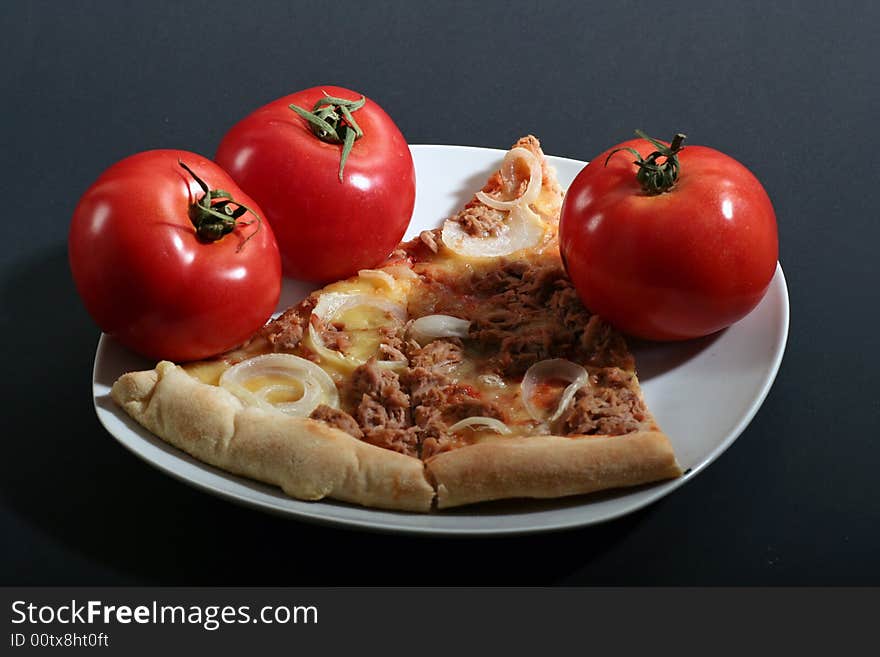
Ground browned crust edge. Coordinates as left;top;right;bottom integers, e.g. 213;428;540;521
111;363;682;513
110;362;435;512
425;432;682;509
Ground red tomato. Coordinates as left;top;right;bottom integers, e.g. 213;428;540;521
216;86;416;282
69;150;281;361
560;133;778;341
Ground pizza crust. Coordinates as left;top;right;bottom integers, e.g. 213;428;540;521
110;363;681;512
111;361;435;512
426;432;682;509
111;362;680;512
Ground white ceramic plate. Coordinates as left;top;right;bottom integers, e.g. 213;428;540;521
92;144;789;536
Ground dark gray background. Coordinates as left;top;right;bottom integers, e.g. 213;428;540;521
2;0;877;584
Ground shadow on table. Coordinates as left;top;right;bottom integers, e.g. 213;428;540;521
1;246;667;586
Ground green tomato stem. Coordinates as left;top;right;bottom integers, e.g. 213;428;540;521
605;130;687;195
178;160;261;252
289;93;366;182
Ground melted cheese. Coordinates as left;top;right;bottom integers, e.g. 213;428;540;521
183;359;230;385
242;374;304;402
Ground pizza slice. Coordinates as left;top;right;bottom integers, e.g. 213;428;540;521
111;136;681;512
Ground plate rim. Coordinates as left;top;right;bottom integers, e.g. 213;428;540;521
92;143;790;536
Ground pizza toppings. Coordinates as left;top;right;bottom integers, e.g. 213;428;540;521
418;229;440;253
440;146;547;258
408;339;464;372
357;268;397;290
407;356;508;458
253;305;309;352
440;204;545;258
461;258;636;375
275;229;648;453
407;314;471;346
521;359;589;424
468;260;580;376
377;340;408;363
580;315;635;371
311;315;352;352
477;373;507;388
219;353;339;417
446;416;512;435
349;359;420;456
455;205;507;237
309;404;364;439
555;368;649;436
306;292;408;372
475;146;543;210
